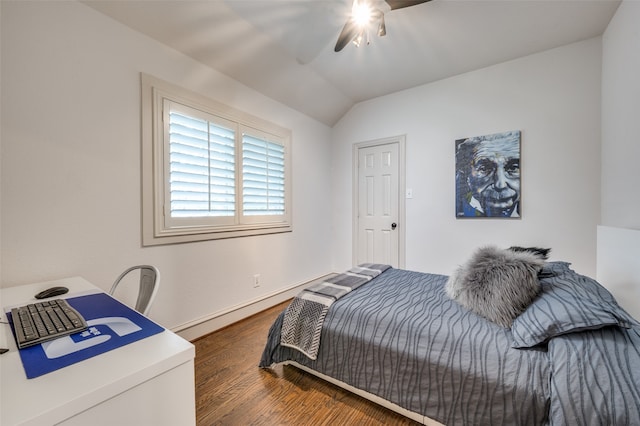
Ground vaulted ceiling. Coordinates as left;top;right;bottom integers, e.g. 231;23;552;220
84;0;621;126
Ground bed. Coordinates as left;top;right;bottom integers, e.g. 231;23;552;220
259;248;640;425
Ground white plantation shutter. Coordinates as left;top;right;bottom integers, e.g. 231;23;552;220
167;104;236;219
142;74;291;245
242;131;286;217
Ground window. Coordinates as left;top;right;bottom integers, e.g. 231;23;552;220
141;74;292;245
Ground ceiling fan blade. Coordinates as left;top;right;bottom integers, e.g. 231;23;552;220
384;0;430;10
334;19;359;52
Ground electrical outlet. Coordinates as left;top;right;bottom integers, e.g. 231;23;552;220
253;274;261;288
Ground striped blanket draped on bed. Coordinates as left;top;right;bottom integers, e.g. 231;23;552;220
280;264;391;360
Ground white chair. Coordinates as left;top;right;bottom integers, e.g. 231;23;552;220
109;265;160;316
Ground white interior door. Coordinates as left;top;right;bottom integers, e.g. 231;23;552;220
355;138;403;268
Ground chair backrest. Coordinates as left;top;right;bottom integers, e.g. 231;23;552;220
109;265;160;316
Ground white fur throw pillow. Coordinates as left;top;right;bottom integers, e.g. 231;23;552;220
445;246;545;328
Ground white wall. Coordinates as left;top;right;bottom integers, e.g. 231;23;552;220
332;38;602;277
601;0;640;229
597;0;640;317
1;1;626;336
0;1;334;333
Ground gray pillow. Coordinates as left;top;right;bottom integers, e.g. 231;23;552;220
446;245;544;328
511;262;640;348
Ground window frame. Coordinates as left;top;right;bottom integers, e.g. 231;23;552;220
141;73;292;246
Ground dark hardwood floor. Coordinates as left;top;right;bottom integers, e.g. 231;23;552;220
193;300;421;425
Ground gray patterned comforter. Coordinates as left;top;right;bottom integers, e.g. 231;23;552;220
259;263;640;425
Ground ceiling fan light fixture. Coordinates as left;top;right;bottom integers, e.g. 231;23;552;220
351;1;384;48
352;0;373;28
378;15;386;37
337;0;430;52
353;29;365;47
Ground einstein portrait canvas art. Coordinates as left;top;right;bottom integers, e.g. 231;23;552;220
455;130;521;218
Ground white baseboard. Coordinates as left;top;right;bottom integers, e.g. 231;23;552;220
172;273;334;341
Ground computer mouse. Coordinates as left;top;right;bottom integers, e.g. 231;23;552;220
35;286;69;299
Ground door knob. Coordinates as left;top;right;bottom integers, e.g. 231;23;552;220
391;223;397;230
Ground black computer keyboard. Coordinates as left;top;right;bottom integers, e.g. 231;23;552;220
10;299;88;349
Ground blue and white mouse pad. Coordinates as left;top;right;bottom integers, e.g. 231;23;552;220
9;293;164;379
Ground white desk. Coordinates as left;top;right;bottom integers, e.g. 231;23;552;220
0;277;196;426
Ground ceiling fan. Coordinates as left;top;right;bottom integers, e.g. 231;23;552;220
335;0;431;52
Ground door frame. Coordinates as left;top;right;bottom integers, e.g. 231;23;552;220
352;135;407;269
